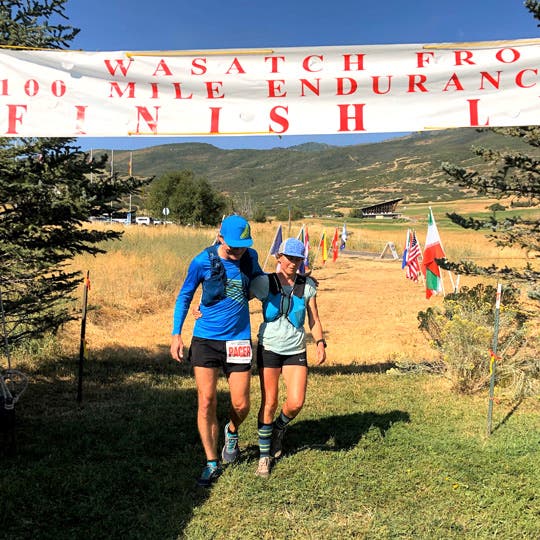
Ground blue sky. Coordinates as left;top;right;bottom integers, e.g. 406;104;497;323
63;0;538;151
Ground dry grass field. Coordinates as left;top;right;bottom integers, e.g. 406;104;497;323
61;199;537;367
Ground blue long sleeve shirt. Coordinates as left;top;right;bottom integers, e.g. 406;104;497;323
172;247;262;341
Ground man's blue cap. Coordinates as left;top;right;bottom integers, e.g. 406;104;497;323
278;237;305;258
220;215;253;247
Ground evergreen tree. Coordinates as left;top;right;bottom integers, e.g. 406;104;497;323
148;170;226;226
440;2;540;301
0;1;150;345
0;0;78;48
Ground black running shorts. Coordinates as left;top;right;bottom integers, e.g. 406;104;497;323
189;337;252;374
256;343;307;369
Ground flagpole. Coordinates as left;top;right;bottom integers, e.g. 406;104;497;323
402;228;410;269
89;149;93;182
313;231;324;267
77;271;90;404
416;230;425;284
287;204;291;236
262;250;272;271
487;282;502;436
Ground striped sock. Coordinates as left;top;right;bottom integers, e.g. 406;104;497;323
258;422;273;458
274;411;293;431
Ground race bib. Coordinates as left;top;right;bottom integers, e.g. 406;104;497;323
226;340;252;364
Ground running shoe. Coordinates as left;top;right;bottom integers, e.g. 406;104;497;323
221;422;240;464
197;463;222;488
270;425;286;459
255;456;272;478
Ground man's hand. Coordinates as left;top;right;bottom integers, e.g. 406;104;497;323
170;334;185;363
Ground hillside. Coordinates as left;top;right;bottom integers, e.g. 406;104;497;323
96;128;535;214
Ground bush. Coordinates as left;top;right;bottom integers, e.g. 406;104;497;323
418;284;536;395
487;203;506;212
252;206;267;223
275;205;303;221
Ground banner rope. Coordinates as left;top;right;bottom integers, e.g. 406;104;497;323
424;37;540;49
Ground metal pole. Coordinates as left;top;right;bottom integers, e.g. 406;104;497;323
486;282;502;436
77;271;90;404
287;204;291;236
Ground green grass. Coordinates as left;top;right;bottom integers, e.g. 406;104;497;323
1;354;539;539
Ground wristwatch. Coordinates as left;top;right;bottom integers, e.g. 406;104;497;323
316;339;327;348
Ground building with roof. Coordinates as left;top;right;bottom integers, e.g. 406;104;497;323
360;198;403;218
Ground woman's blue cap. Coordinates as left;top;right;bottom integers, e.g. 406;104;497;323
278;237;305;258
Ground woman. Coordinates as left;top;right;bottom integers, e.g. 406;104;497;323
250;237;326;478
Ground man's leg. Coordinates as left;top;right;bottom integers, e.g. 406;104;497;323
221;369;251;464
226;369;251;431
194;366;220;460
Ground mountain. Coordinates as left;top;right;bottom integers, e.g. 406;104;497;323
96;128;535;213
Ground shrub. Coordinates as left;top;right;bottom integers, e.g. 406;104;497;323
418;284;536;395
487;202;506;212
252;206;267;223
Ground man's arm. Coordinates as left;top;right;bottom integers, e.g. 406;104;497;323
170;256;204;362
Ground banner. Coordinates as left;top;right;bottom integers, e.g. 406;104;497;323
1;38;540;137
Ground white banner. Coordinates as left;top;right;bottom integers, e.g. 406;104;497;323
1;38;540;137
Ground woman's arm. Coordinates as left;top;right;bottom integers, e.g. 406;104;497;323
307;296;326;365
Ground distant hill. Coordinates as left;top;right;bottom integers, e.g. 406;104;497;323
95;128;535;214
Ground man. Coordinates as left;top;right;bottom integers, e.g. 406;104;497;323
170;215;263;487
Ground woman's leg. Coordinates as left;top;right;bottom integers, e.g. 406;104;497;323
257;366;281;463
258;366;282;424
270;365;308;459
281;364;308;419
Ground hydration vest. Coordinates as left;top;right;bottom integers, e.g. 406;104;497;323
262;273;307;329
200;245;253;306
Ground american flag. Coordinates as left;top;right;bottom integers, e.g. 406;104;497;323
406;230;421;282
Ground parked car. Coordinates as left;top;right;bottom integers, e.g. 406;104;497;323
135;216;153;225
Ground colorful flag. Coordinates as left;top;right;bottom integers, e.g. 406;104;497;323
261;224;283;271
319;231;328;265
270;224;283;255
406;229;421;282
331;227;339;262
340;223;348;250
402;229;410;269
422;209;445;298
299;225;310;273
